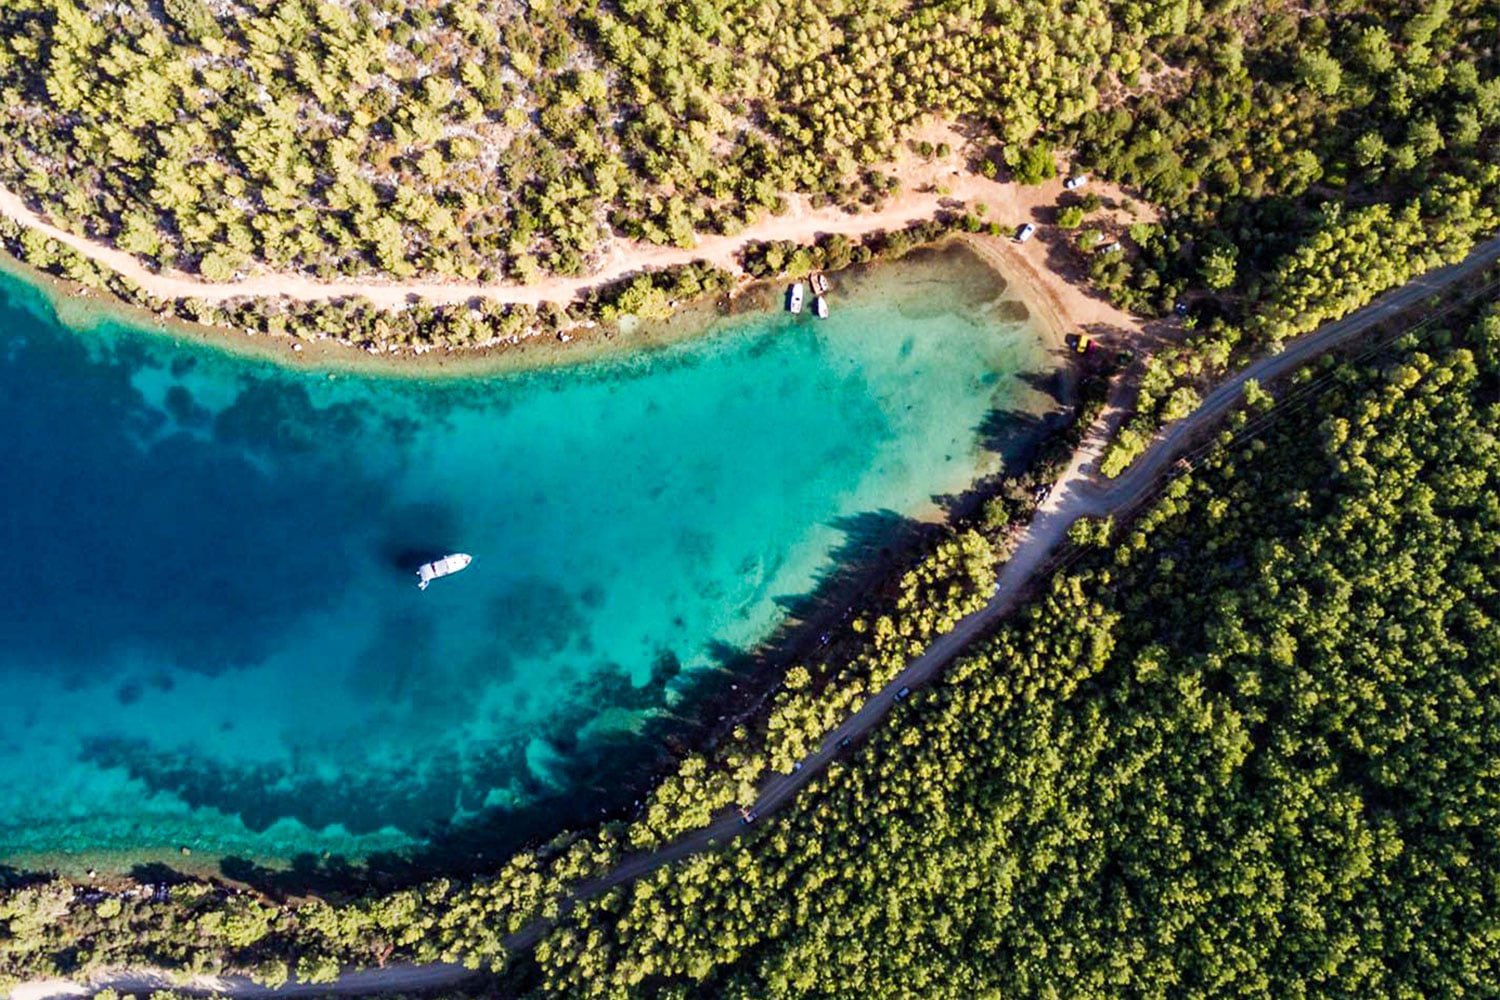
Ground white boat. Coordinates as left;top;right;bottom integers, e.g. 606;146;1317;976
416;553;472;590
813;295;829;319
787;282;805;314
811;273;830;295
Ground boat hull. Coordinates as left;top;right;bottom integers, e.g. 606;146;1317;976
417;552;473;589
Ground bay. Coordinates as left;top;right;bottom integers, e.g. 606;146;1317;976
0;243;1059;875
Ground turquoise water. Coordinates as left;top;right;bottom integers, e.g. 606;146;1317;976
0;245;1057;874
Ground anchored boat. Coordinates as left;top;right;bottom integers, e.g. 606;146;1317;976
786;281;805;314
813;294;829;319
416;552;472;590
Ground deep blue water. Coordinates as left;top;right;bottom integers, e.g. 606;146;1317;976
0;245;1057;873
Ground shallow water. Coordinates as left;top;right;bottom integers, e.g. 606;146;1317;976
0;245;1057;874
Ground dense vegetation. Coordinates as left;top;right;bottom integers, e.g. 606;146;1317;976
0;843;586;986
0;204;994;354
0;0;1144;282
0;0;1493;367
1074;0;1499;472
518;299;1500;997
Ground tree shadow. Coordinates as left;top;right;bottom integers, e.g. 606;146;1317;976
128;862;192;887
775;510;935;621
629;509;941;772
5;487;1019;901
0;863;51;889
5;399;1085;904
308;401;1088;900
1015;366;1070;403
977;407;1052;458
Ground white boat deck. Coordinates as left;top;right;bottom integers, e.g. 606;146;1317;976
417;552;472;589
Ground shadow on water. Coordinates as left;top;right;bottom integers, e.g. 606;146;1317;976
692;509;938;705
927;360;1076;523
775;510;934;623
390;548;453;575
65;377;1078;902
0;863;51;890
128;862;192;887
977;407;1051;458
1;276;1074;900
26;479;1055;902
1013;366;1069;404
971;369;1070;461
200;670;708;898
926;401;1073;525
379;502;465;575
55;504;952;901
26;440;1069;901
0;310;388;677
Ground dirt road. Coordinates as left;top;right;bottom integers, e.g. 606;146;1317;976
0;142;1130;320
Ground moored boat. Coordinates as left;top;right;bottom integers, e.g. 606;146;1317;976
810;273;830;295
416;552;472;590
813;294;829;319
787;282;805;314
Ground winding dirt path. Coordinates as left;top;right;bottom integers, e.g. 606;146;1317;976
11;236;1498;1000
0;147;1132;325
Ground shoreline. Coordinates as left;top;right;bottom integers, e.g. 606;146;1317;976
0;247;751;379
2;230;1095;381
0;120;1149;376
0;241;1070;885
9;238;1499;1000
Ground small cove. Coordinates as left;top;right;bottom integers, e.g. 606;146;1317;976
0;243;1063;876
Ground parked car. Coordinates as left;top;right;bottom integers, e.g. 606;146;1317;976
1064;174;1089;190
838;735;853;748
1015;223;1037;243
895;686;912;701
740;806;759;824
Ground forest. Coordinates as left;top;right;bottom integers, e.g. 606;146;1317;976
0;0;1493;364
0;0;1138;283
1073;0;1499;472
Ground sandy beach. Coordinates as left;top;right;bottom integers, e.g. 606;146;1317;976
0;121;1146;368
